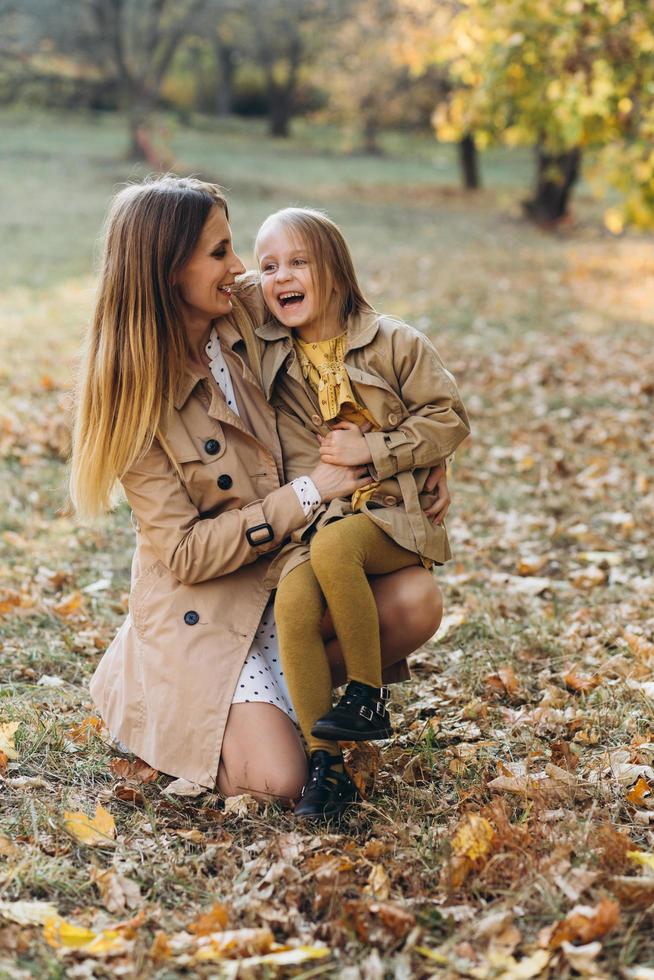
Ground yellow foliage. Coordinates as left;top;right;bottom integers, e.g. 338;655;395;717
63;804;116;846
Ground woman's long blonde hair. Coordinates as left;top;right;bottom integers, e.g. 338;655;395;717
70;175;231;518
255;207;374;332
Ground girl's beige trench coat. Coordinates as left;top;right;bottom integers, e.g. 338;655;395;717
90;297;435;788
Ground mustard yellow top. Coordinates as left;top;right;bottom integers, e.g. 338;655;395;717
294;333;378;509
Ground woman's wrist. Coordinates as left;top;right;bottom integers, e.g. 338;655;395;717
290;475;322;518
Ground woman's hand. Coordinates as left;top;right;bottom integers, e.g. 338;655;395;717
309;461;372;503
422;464;451;524
317;420;373;466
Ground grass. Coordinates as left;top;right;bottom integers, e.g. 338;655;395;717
1;108;654;977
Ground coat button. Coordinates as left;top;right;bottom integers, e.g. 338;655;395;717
217;474;233;490
184;610;199;626
311;413;322;427
383;495;397;506
204;438;220;455
387;413;399;426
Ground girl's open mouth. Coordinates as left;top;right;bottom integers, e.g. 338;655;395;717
278;291;304;308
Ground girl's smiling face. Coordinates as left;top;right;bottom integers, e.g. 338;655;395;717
256;219;339;338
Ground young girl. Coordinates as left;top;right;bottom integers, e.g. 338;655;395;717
253;207;470;819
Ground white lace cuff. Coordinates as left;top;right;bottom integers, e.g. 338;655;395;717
290;476;322;518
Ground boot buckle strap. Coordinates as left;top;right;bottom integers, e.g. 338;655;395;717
359;705;374;722
379;686;391;701
376;701;387;716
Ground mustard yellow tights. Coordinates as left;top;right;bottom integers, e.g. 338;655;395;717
274;515;419;755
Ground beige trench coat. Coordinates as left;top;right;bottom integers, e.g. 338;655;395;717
90;305;418;788
252;308;471;586
90;316;313;788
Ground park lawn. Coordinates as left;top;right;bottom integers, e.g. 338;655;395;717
0;109;653;977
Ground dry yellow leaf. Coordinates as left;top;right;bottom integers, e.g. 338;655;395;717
451;813;496;861
44;916;130;956
628;850;654;871
0;721;20;760
364;864;391;900
63;804;116;846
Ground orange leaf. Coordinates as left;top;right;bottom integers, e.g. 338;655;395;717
549;899;620;949
625;631;654;660
0;750;8;776
627;775;653;806
52;591;84;617
188;902;230;935
67;716;103;743
110;758;159;784
150;931;171;962
564;668;601;693
485;666;519;697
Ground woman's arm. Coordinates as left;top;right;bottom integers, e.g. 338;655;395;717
122;442;370;586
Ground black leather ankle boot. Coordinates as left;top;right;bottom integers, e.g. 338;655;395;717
294;751;358;819
311;681;393;741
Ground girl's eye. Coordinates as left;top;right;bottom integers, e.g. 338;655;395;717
293;258;307;266
212;249;227;259
262;264;275;273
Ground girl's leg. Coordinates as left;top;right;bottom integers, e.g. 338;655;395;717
322;565;443;686
310;515;419;688
274;561;340;758
216;702;307;803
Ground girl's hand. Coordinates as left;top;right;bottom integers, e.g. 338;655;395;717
309;461;372;503
423;464;451;524
317;420;373;466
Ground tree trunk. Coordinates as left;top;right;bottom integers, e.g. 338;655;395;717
214;39;235;117
363;115;382;155
523;147;581;225
459;133;480;190
269;88;292;138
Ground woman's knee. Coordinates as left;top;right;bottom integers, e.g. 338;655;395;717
217;703;307;803
376;566;443;643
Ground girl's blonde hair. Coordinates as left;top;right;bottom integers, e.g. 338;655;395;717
70;175;243;519
255;207;374;331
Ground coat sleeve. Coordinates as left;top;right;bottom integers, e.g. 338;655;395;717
122;441;307;586
363;324;470;481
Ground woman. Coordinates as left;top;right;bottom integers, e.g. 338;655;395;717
70;176;449;808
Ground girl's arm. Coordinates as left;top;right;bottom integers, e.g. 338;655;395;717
362;325;470;481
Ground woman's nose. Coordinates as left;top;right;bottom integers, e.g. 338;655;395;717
231;252;246;275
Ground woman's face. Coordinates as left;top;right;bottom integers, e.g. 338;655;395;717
175;206;245;326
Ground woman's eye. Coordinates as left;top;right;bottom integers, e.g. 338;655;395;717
212;249;227;259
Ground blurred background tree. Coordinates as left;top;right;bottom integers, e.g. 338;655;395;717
428;0;654;227
1;0;653;229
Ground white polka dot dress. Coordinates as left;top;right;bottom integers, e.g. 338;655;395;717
231;603;297;724
207;327;320;726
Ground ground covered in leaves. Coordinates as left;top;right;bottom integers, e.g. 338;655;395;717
1;110;653;978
